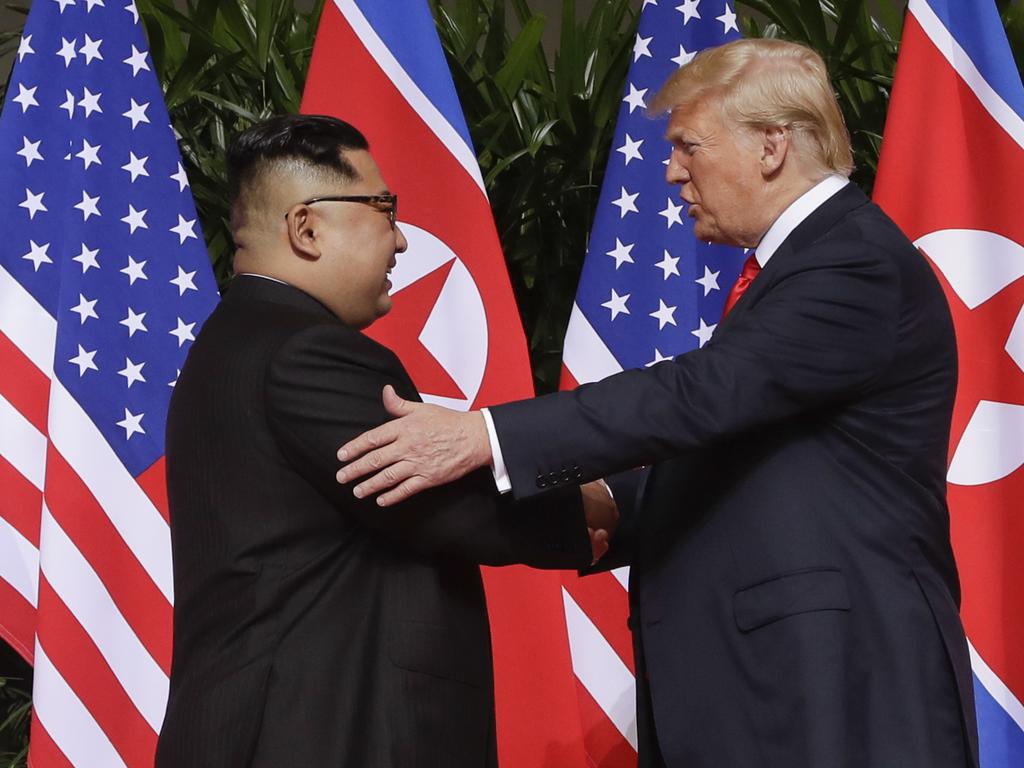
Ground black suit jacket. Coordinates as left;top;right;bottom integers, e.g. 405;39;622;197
491;185;979;768
156;276;590;768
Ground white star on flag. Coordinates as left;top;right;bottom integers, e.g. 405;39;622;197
123;44;149;76
13;84;39;112
123;99;150;129
17;137;43;166
74;190;101;220
633;35;654;62
612;187;640;218
691;317;717;346
73;243;100;272
70;294;99;324
56;37;77;67
623;83;648;114
121;204;147;232
170;266;198;295
671;45;696;67
602;289;631;320
170;214;198;244
122;151;149;181
607;239;635;269
19;188;47;218
59;89;75;117
85;0;106;11
69;345;99;376
75;139;101;168
695;265;720;295
80;34;103;64
18;34;34;62
54;0;77;13
650;299;678;329
717;3;738;33
677;0;701;24
655;250;681;279
659;197;685;227
118;358;146;388
79;87;102;117
171;162;190;191
617;134;644;165
116;408;145;439
169;317;196;347
22;240;52;271
121;255;147;284
120;308;148;337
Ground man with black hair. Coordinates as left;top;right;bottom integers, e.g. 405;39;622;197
155;114;605;767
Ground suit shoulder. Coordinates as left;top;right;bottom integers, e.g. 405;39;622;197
270;320;409;383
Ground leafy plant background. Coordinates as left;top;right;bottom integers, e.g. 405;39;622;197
1;0;1023;763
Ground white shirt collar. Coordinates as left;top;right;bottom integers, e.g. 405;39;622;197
754;174;849;267
238;272;289;286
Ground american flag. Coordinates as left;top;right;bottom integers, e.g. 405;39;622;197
875;0;1024;764
558;1;745;763
0;0;218;765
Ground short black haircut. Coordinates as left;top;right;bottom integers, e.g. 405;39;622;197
227;114;370;208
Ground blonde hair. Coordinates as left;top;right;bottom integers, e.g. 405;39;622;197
651;38;853;177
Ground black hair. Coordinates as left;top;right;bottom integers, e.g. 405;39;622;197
227;114;370;207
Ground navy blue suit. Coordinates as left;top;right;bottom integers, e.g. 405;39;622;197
491;185;978;767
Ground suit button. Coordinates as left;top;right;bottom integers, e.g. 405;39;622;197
537;480;547;488
575;471;583;480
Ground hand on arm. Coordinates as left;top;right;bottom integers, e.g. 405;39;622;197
336;385;493;506
581;480;618;565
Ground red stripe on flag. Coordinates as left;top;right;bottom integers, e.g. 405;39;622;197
0;455;42;547
575;679;638;768
560;364;580;391
28;718;75;768
135;456;170;524
0;330;49;435
0;576;36;663
562;572;635;674
44;446;172;673
35;576;158;767
482;566;589;768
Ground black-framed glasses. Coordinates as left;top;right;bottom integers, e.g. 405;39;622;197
286;193;398;228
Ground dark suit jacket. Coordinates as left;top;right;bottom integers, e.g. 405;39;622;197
156;276;590;768
491;185;979;768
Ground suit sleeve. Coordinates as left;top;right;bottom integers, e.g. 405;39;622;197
492;237;901;499
264;324;591;568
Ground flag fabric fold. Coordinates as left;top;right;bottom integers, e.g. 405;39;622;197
300;2;589;765
0;1;219;765
874;1;1024;765
557;1;744;764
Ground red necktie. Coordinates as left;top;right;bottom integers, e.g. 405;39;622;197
721;252;761;319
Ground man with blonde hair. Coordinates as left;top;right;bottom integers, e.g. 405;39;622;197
336;39;978;767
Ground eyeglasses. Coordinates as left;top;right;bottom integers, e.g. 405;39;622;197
286;193;398;228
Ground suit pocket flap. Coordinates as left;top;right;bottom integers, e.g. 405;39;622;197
734;568;849;632
389;620;487;688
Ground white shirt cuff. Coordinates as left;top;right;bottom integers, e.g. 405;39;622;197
481;408;512;494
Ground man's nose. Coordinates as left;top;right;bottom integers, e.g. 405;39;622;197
394;224;408;253
665;157;688;185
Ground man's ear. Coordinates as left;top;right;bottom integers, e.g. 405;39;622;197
286;204;322;261
760;125;789;178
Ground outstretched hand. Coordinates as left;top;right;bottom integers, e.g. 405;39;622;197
336;385;493;506
581;480;618;565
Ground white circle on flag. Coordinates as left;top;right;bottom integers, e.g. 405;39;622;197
390;222;488;410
